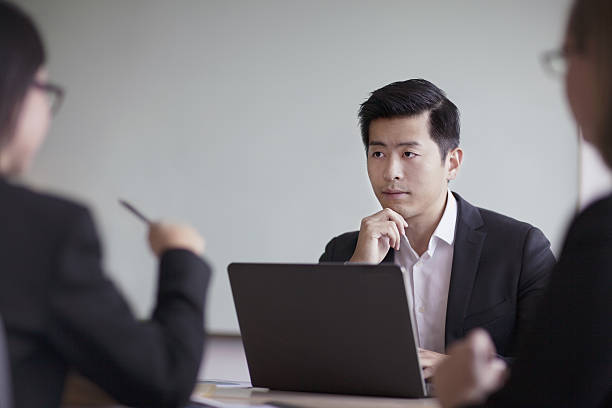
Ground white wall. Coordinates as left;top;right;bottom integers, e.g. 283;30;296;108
18;0;576;333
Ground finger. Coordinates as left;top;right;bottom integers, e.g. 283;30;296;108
377;208;406;236
375;222;397;249
382;208;408;236
419;356;437;366
381;207;408;225
490;359;508;382
386;221;401;250
468;329;497;358
422;366;434;379
148;222;162;241
419;359;433;368
418;351;433;365
379;235;391;251
419;356;438;367
482;359;508;391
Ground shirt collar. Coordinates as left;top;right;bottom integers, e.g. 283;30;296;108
432;190;457;246
398;190;457;262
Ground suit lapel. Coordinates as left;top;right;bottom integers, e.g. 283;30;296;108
445;193;487;348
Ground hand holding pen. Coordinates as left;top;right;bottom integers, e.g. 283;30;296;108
119;199;206;257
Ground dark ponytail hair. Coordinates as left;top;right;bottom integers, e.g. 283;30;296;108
0;0;46;147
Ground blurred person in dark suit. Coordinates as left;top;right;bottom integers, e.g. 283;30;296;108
434;0;612;407
0;1;211;407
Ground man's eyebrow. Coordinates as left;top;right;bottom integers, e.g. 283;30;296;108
368;141;421;147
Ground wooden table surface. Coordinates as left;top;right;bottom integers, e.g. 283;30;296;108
192;382;440;408
62;374;440;408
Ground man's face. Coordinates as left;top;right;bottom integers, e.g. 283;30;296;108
1;68;51;176
366;112;459;223
564;35;599;145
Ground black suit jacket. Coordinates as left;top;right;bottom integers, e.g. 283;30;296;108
473;194;612;408
0;178;211;408
319;192;556;357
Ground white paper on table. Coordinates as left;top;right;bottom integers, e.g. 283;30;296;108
191;395;276;408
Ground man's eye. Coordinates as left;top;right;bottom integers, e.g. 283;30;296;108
372;151;384;158
404;152;416;158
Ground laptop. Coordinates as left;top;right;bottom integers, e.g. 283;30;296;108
228;263;428;398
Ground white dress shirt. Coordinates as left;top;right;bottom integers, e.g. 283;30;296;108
394;190;457;353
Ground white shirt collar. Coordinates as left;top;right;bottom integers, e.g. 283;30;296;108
399;190;457;260
432;190;457;247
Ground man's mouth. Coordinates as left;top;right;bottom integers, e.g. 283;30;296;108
382;189;410;197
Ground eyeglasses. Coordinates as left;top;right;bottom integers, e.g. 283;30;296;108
31;80;65;115
541;45;575;77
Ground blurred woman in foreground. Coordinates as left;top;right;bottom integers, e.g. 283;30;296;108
434;0;612;406
0;1;211;407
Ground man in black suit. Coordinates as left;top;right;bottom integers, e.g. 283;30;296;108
320;79;555;378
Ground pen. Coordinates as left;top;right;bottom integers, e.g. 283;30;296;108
119;199;151;224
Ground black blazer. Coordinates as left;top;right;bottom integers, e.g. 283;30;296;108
0;178;211;408
475;193;612;408
319;192;556;357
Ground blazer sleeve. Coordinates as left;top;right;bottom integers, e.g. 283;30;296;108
45;207;211;408
319;237;337;262
475;214;612;407
513;227;556;351
319;232;361;263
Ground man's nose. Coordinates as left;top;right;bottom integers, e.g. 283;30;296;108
384;156;403;181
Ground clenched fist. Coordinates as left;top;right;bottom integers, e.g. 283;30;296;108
148;221;205;257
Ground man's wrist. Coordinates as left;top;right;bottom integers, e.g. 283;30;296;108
348;255;368;263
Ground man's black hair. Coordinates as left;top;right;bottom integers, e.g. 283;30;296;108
358;79;460;161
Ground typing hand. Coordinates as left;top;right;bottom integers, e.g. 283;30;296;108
349;208;408;264
418;348;447;380
433;329;508;408
148;221;206;257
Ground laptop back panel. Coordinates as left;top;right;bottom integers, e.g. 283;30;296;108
228;263;426;398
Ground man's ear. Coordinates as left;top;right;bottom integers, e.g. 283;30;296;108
446;148;463;181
